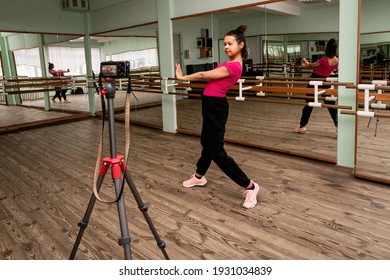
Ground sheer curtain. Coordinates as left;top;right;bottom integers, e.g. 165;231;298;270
13;46;101;77
14;48;42;77
48;46;101;75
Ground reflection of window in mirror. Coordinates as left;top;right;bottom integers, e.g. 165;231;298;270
47;45;101;76
286;42;301;64
108;48;158;70
0;53;3;77
264;41;285;64
96;34;159;73
14;48;41;77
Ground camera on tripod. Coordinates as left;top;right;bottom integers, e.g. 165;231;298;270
100;60;130;78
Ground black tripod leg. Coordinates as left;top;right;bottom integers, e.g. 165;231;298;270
113;177;132;260
69;174;105;260
123;170;170;260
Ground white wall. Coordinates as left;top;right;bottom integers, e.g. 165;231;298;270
173;17;214;66
0;0;84;34
100;37;157;58
89;0;158;34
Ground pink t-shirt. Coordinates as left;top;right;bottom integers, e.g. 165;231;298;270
49;69;65;77
314;57;338;77
203;61;242;97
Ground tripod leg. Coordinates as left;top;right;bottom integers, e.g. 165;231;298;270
367;109;373;128
69;174;105;260
123;169;170;260
112;177;132;260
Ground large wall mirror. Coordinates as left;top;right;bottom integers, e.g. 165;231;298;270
168;1;341;163
0;32;95;132
0;23;162;131
356;0;390;184
92;23;163;127
2;1;363;169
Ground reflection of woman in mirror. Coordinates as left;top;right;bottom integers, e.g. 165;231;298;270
295;38;339;133
175;25;260;209
48;62;70;103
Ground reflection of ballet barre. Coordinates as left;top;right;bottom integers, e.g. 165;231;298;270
325;77;339;101
251;85;338;95
0;80;6;95
251;84;346;109
255;76;265;96
341;83;390;118
370;80;388;109
131;80;162;88
156;79;352;110
246;77;351;86
341;109;390;118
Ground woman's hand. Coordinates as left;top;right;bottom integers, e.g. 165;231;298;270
301;58;309;66
175;63;183;80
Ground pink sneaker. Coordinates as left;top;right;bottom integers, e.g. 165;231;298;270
242;183;260;209
183;174;207;188
294;125;307;133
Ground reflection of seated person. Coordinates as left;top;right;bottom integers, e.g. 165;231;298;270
362;52;388;67
92;71;100;94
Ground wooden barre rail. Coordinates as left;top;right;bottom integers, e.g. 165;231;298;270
357;93;390;101
173;90;351;109
176;83;340;95
251;86;338;95
245;80;353;87
4;77;72;83
5;80;87;90
341;109;390;118
6;86;82;95
346;84;390;91
131;84;352;110
242;76;336;82
131;81;161;87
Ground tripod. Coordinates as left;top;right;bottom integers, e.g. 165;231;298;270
69;80;169;260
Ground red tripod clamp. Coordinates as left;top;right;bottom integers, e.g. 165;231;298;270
99;155;127;180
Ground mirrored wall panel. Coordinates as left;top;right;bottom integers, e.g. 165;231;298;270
170;1;341;163
356;0;390;184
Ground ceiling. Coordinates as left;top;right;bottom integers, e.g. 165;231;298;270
87;0;338;14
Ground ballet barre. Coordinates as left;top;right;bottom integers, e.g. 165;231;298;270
161;77;181;94
236;79;252;101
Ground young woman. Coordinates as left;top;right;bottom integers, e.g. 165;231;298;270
48;62;70;103
295;38;339;133
175;25;260;209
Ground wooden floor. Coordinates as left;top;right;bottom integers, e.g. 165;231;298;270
1;116;390;260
